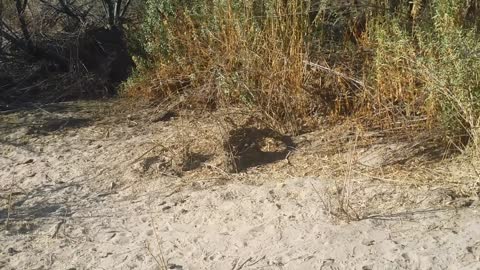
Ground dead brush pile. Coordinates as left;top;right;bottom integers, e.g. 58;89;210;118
0;0;135;107
125;0;480;154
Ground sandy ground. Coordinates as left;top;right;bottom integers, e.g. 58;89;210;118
1;100;480;270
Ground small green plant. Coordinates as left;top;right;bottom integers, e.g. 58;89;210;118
424;0;480;148
362;0;480;148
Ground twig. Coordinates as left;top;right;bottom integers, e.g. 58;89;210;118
303;61;365;88
145;241;165;270
234;257;252;270
246;255;266;268
310;181;333;219
128;143;167;166
51;220;65;238
32;104;64;118
150;209;168;270
5;191;12;230
203;163;232;179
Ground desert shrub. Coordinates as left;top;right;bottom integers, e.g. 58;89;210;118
423;0;480;148
126;0;320;134
127;0;480;147
368;0;480;147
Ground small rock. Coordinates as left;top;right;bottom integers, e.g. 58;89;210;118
167;263;183;269
22;159;34;165
7;247;19;256
362;240;375;246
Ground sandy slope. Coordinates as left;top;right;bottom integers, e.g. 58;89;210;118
1;100;479;270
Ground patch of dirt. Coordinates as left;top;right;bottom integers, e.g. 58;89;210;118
1;99;479;270
25;117;93;136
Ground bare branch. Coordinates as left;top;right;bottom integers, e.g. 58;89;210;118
114;0;122;23
102;0;115;26
58;0;84;23
120;0;132;18
15;0;34;52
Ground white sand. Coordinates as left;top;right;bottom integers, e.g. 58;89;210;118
1;101;479;270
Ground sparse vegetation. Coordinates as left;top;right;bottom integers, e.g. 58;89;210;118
124;0;480;151
3;2;480;268
1;0;479;169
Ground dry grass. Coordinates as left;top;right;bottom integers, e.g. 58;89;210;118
125;0;480;155
125;0;322;134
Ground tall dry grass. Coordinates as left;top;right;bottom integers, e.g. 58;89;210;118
126;0;317;133
125;0;480;149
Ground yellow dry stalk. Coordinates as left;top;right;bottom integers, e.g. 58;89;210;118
411;0;423;20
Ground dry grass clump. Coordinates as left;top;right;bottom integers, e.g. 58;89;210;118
125;0;480;152
125;0;322;134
